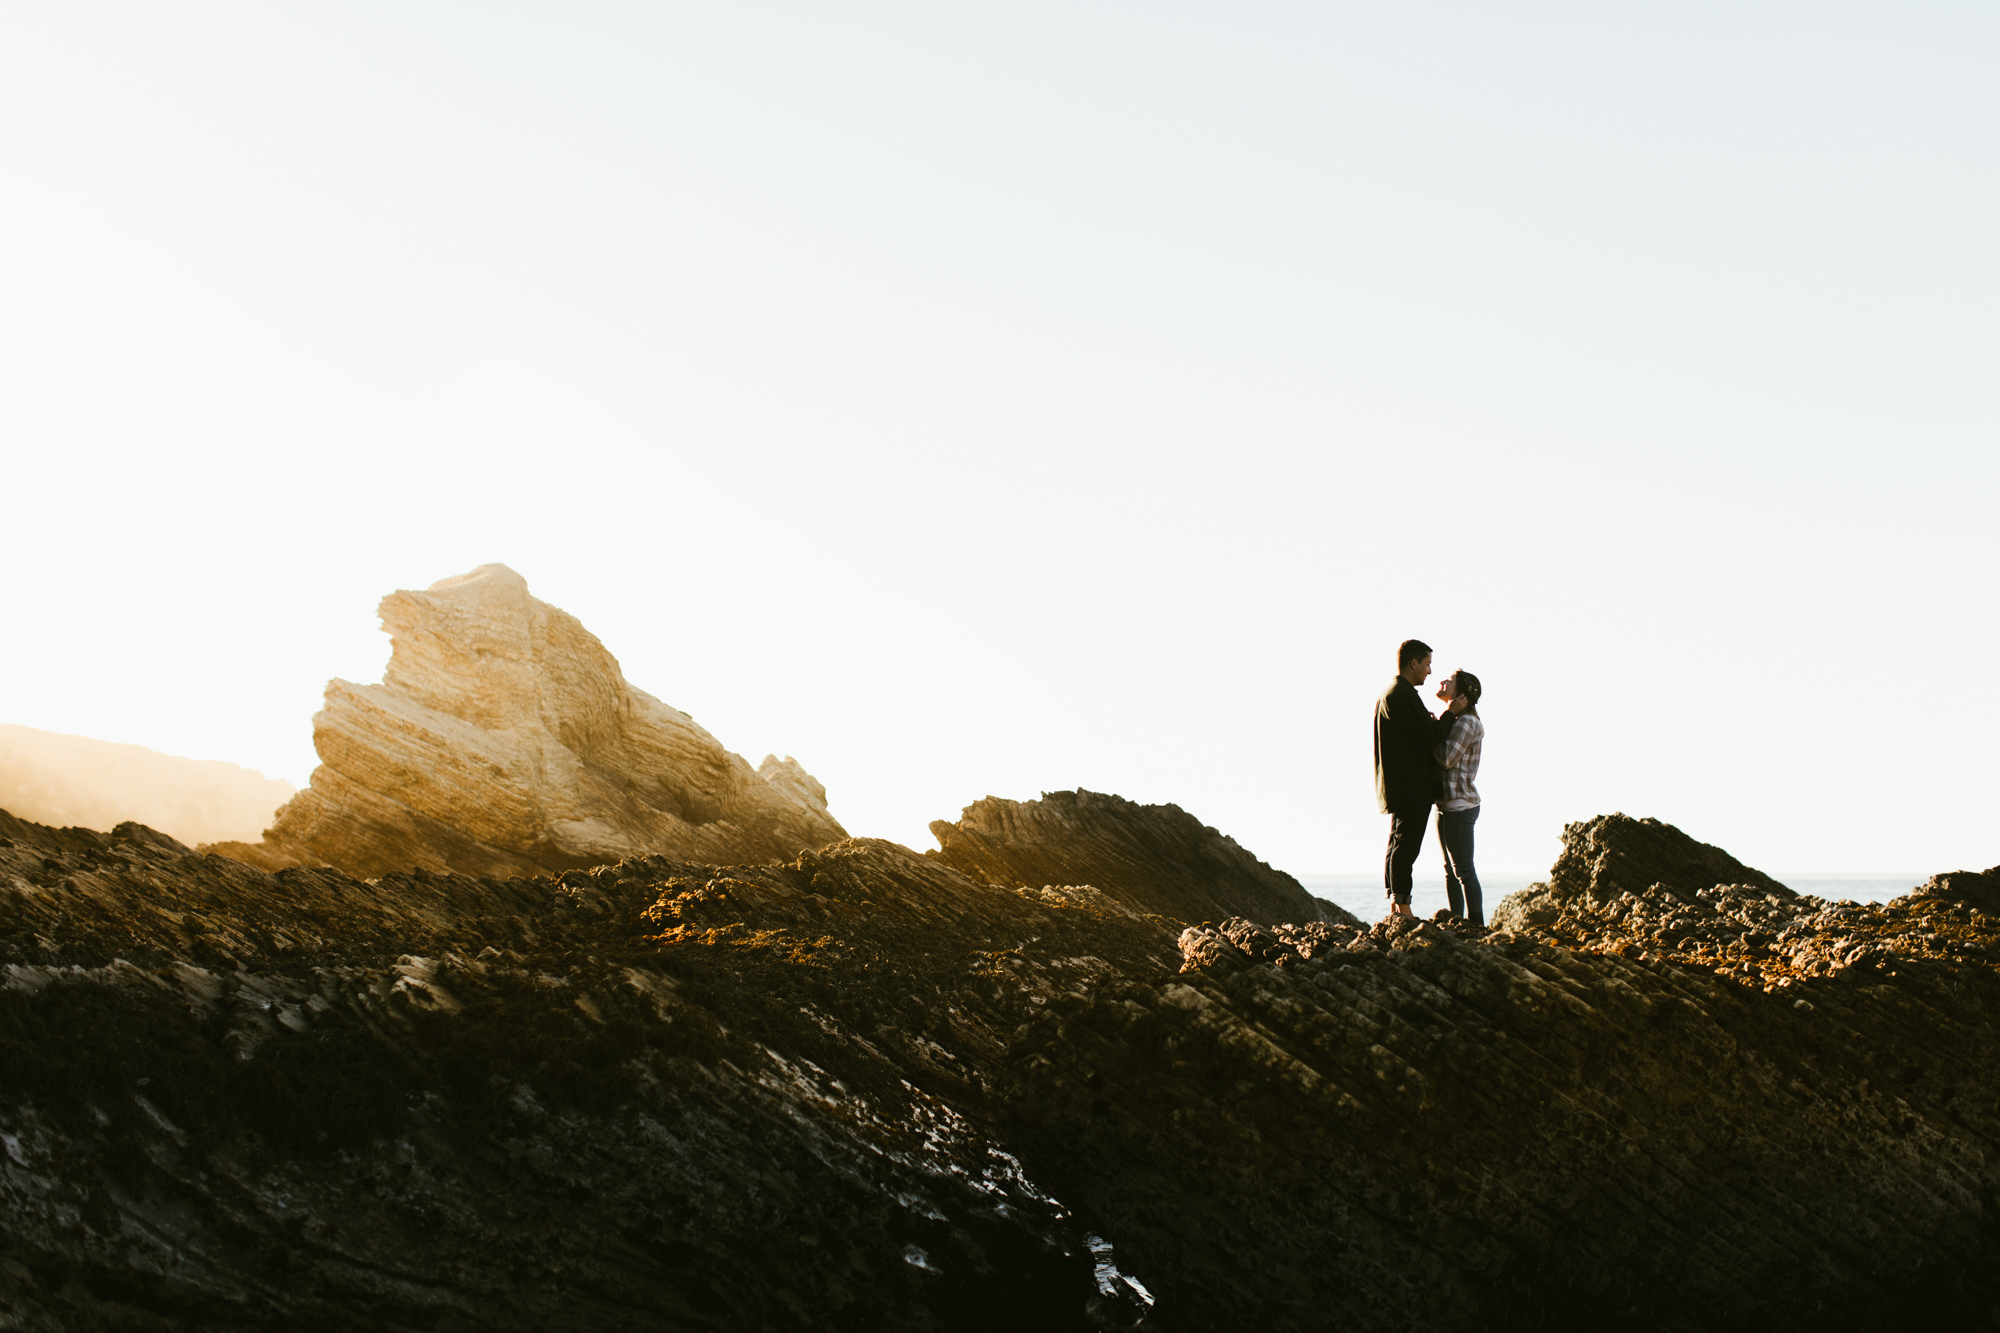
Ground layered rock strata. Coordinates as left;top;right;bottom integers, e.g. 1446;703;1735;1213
3;803;1998;1331
930;789;1353;928
211;565;845;878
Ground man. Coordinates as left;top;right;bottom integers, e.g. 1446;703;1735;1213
1374;638;1446;918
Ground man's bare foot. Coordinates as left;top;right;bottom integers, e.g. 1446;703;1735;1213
1387;900;1415;919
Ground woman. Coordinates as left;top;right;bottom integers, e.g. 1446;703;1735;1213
1433;669;1484;926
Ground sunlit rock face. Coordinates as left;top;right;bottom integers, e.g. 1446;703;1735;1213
211;564;845;878
929;788;1356;928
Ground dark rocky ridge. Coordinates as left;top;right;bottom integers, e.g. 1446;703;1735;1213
1492;812;1794;931
3;803;1998;1330
929;789;1355;928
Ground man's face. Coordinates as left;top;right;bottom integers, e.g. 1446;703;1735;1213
1403;653;1432;686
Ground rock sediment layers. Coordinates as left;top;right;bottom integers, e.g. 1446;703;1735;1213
3;802;1998;1330
211;565;844;879
929;789;1354;928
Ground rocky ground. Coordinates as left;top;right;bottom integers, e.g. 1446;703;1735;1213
3;806;1997;1330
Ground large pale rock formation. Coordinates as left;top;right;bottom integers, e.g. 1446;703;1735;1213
213;564;844;878
0;724;293;846
929;788;1356;927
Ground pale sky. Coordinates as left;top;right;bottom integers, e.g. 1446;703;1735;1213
3;3;1995;878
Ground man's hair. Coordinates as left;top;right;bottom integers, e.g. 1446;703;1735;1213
1397;639;1432;670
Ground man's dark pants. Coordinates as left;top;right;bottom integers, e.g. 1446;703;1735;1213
1384;803;1431;906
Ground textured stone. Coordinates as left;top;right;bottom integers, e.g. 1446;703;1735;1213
0;806;1169;1331
1020;818;2000;1331
1492;812;1792;934
209;564;845;878
928;789;1356;928
4;803;1998;1331
1907;865;2000;914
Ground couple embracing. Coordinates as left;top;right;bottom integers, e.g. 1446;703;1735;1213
1372;638;1485;925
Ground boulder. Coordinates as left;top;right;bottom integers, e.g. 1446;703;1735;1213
209;564;844;878
928;788;1355;928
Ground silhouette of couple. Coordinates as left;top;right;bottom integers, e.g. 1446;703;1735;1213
1373;639;1484;925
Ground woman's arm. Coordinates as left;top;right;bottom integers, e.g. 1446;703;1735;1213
1435;716;1473;768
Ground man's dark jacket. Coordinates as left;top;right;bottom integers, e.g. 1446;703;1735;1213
1375;677;1445;814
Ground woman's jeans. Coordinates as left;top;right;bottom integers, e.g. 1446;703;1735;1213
1437;805;1483;926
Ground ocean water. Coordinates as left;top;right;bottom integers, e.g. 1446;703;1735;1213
1298;871;1928;926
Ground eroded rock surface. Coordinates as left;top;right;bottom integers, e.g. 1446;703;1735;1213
929;789;1354;928
1492;812;1792;931
3;804;1998;1331
210;565;845;879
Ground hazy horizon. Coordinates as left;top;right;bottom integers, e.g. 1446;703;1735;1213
4;3;1995;877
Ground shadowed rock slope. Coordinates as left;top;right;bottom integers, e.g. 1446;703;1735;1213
210;564;844;879
929;789;1354;928
0;808;1170;1332
4;804;1999;1331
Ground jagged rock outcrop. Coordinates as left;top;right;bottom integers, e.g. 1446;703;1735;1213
1492;812;1792;930
929;789;1355;928
4;803;1998;1331
0;724;294;846
210;564;845;879
1910;865;2000;914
